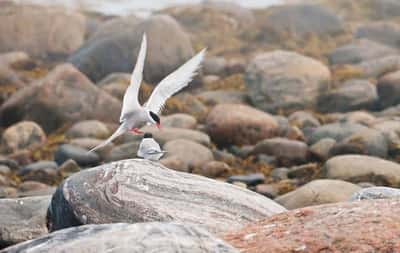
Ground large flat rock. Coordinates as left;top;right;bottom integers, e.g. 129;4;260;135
225;199;400;253
47;159;285;233
1;222;239;253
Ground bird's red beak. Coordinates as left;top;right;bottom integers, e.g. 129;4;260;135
156;123;161;130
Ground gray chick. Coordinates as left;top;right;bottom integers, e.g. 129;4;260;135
137;133;166;161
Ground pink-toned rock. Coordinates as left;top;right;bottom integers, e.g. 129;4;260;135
206;104;279;146
224;199;400;253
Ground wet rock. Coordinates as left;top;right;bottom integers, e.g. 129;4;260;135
66;120;110;139
105;141;140;162
329;39;397;65
54;144;100;167
2;222;239;253
323;155;400;186
308;122;368;144
288;111;320;129
0;4;86;59
330;128;388;158
275;179;361;209
227;173;265;187
377;70;400;109
47;159;285;233
246;50;331;113
351;186;400;201
206;104;278;146
68;15;194;83
225;199;400;253
0;64;121;132
2;121;46;154
195;161;231;178
0;195;50;248
18;161;58;184
356;22;400;49
197;90;247;106
162;139;213;172
317;79;378;113
309;138;336;161
260;4;345;37
250;138;309;166
162;113;197;129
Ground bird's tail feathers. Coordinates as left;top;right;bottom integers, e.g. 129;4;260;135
88;125;127;153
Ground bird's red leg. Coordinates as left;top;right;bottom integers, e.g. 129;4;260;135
131;128;144;135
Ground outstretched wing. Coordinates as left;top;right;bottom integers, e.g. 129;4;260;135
144;48;206;114
120;33;147;122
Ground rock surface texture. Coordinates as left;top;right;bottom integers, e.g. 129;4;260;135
225;199;400;253
1;222;239;253
47;159;286;233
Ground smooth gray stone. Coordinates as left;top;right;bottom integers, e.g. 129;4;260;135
1;222;239;253
0;196;51;249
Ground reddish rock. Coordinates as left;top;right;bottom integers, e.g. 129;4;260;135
206;104;279;146
224;199;400;253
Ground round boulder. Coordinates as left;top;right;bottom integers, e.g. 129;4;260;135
68;15;194;83
206;104;279;146
246;50;331;113
1;121;46;154
66;120;110;139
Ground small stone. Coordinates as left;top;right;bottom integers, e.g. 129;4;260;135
18;161;59;184
287;163;318;179
270;167;289;181
195;161;231;178
227;173;265;186
0;165;11;175
255;184;280;198
0;186;18;198
19;181;51;192
289;111;320;129
310;138;336;161
54;144;100;167
275;179;361;209
57;159;80;177
1;121;46;154
69;137;114;159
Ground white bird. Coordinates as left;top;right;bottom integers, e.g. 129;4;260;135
137;133;166;161
89;34;206;152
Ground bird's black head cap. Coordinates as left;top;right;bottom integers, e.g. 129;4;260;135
143;133;153;138
149;111;160;124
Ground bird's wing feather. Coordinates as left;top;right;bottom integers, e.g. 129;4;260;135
120;33;147;122
144;48;206;114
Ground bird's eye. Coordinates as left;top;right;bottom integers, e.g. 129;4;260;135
149;111;160;123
